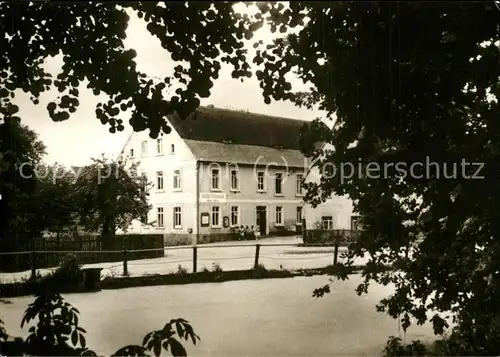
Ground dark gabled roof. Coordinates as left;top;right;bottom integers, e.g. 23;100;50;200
184;140;310;169
169;106;310;150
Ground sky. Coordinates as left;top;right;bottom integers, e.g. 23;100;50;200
14;3;325;167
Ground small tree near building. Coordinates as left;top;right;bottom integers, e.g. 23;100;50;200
74;156;151;249
0;117;46;252
32;163;80;241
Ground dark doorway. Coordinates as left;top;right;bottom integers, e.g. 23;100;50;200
256;206;267;236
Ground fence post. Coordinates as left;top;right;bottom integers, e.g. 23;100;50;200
333;243;339;265
31;249;37;282
254;244;261;269
123;249;129;276
333;233;340;265
192;246;197;273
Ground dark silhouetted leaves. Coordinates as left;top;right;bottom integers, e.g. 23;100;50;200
312;284;330;298
7;290;199;356
254;2;500;354
168;339;187;357
0;2;263;138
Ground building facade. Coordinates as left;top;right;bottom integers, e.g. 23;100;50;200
118;106;356;245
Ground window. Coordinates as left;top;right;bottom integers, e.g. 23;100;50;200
296;206;302;224
157;207;164;227
322;216;333;230
211;206;220;226
141;141;148;156
257;171;265;191
351;216;362;230
211;168;220;190
275;206;283;226
173;169;181;190
231;206;239;226
275;173;283;195
156;171;164;190
230;169;239;191
156;138;163;154
173;207;182;229
171;144;175;154
130;149;134;157
296;174;303;195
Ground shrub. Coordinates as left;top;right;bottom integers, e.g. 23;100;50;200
253;264;267;278
273;226;296;237
211;263;223;281
55;254;82;281
38;254;83;291
383;336;430;356
303;229;359;245
211;263;223;272
176;265;188;275
235;226;257;240
255;264;266;271
23;271;43;283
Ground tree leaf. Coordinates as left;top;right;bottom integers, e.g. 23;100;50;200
153;340;161;357
182;324;199;345
167;338;187;357
142;331;153;346
112;345;146;357
71;330;78;346
175;321;185;339
80;333;86;348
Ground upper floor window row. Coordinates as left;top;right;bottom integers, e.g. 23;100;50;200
129;139;174;158
207;168;305;195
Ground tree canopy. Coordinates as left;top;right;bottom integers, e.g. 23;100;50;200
31;164;80;238
74;157;151;248
253;1;500;353
0;117;46;250
0;124;151;255
3;1;500;354
0;2;263;138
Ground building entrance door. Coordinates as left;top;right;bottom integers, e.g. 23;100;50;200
256;206;267;236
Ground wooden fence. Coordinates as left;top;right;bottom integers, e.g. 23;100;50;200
0;234;164;272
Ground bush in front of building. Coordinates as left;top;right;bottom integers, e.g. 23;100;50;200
52;254;82;284
272;226;297;237
303;230;333;244
35;254;84;293
303;229;358;245
235;226;257;240
175;265;189;275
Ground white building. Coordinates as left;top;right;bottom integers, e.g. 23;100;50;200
302;165;359;231
118;106;357;245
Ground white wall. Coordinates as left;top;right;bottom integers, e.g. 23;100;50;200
303;165;355;230
303;195;354;230
117;119;198;235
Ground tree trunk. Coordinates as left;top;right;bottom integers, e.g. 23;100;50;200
101;218;116;250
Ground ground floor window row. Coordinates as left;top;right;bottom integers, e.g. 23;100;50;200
142;206;183;229
209;205;302;229
146;205;304;230
320;215;362;230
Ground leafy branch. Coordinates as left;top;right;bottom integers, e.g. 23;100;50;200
1;291;199;356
